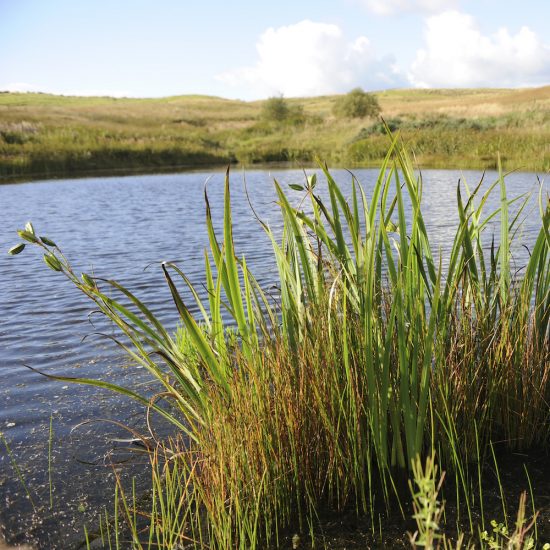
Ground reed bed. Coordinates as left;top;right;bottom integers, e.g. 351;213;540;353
10;139;550;548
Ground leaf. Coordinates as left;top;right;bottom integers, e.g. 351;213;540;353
40;236;57;247
161;263;229;395
288;184;304;191
81;273;96;288
18;230;39;243
223;169;249;345
386;220;398;233
44;253;62;271
25;222;35;235
8;243;25;255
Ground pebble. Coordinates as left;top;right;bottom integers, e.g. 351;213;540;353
0;540;34;550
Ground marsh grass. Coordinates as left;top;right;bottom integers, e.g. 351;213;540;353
10;138;550;548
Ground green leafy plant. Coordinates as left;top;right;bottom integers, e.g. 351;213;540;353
479;493;542;550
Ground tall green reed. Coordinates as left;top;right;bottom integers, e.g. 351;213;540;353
10;140;549;547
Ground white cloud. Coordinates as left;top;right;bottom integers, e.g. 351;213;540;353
409;11;550;88
217;20;405;98
360;0;459;16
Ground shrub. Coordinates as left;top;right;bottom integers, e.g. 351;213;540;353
333;87;381;119
261;96;290;121
261;95;305;125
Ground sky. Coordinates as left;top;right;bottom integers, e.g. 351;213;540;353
1;0;549;100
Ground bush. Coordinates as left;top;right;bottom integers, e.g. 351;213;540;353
261;96;290;121
333;87;381;119
261;96;305;125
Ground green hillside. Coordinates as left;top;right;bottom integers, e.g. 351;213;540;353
1;86;549;180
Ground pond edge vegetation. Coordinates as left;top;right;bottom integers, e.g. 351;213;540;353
8;135;550;548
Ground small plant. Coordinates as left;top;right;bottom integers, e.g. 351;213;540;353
479;492;544;550
409;454;449;548
409;455;545;550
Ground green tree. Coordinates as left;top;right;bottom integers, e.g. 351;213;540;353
333;88;381;119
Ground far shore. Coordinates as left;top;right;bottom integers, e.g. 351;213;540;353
1;86;549;179
0;156;546;186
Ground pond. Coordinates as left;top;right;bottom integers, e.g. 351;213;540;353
0;167;546;548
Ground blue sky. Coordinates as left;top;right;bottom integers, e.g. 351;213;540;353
1;0;549;99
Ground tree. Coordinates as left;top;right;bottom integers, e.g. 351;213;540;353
333;88;381;119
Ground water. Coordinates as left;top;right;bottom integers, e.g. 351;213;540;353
0;167;546;548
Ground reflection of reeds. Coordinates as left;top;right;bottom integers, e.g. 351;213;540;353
0;431;36;511
11;139;549;547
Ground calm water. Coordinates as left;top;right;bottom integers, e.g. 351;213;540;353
0;168;546;548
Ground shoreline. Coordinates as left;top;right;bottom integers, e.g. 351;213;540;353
2;87;548;184
0;157;547;185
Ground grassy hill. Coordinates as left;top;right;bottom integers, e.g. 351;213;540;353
0;86;548;180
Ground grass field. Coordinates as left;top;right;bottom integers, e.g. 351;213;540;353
0;86;549;179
